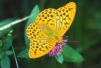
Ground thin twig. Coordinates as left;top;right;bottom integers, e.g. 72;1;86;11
11;44;19;68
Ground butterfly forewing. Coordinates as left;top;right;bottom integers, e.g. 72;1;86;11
56;2;76;36
35;2;76;37
36;8;58;33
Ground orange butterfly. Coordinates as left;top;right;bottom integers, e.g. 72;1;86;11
26;2;76;58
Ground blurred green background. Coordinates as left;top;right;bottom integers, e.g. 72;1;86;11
0;0;101;68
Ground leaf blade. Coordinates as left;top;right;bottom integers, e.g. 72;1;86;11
62;44;84;62
18;48;29;58
1;55;10;68
55;54;64;64
3;31;13;50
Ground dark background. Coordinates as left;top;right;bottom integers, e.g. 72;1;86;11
0;0;101;68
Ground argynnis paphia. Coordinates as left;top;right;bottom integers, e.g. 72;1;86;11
26;2;76;58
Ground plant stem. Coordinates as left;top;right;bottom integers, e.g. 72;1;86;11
0;15;32;31
11;44;19;68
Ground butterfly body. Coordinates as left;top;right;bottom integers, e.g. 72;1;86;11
37;23;62;43
26;2;76;58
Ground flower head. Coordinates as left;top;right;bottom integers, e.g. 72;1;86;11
48;38;67;56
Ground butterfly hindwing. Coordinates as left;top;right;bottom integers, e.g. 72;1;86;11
26;23;56;58
29;39;56;58
26;22;49;40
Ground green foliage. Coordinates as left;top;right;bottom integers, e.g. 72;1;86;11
1;55;10;68
0;40;3;47
18;48;29;58
55;44;83;64
3;30;13;50
5;50;13;55
55;53;64;64
0;30;13;68
62;45;83;62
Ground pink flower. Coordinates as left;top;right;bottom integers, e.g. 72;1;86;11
48;38;67;56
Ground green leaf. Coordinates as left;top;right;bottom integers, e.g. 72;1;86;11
0;48;3;59
24;5;40;46
0;54;3;59
0;18;16;36
5;50;13;55
18;48;29;58
1;55;10;68
62;44;84;62
0;40;3;47
3;31;13;50
55;54;64;64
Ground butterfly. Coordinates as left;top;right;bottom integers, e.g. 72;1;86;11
26;2;76;58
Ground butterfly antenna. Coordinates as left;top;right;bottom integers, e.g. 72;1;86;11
68;41;79;43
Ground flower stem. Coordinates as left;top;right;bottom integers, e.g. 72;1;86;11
11;44;19;68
